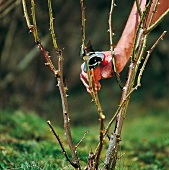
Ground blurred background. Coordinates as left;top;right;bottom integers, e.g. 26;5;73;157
0;0;169;126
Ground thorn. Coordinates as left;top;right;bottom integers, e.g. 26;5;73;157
123;86;127;90
45;62;50;66
66;94;69;97
114;3;117;6
107;29;110;32
54;70;59;76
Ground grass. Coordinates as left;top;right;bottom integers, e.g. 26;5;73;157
0;107;169;169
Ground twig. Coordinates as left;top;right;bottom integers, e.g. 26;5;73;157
109;0;123;89
47;121;78;168
88;72;105;170
147;0;159;27
22;0;31;27
145;8;169;34
75;131;88;149
136;0;142;17
22;0;58;75
80;0;86;47
94;93;105;170
30;0;39;43
48;0;58;51
134;31;167;89
132;0;153;61
79;0;96;98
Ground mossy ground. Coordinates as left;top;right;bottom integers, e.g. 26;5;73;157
0;108;169;170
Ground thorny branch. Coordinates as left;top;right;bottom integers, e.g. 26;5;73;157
22;0;57;75
103;1;168;169
80;1;106;169
47;0;80;168
22;0;80;169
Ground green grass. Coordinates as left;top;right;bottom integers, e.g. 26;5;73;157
0;108;169;169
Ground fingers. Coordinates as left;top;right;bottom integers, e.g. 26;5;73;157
80;72;101;93
80;63;101;93
101;55;113;78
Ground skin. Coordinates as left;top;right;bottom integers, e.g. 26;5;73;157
80;0;169;93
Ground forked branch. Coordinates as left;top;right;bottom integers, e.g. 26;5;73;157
22;0;80;169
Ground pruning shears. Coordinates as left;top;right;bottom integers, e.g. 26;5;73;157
80;41;107;72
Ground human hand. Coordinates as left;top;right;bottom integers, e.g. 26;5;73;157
80;48;127;93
